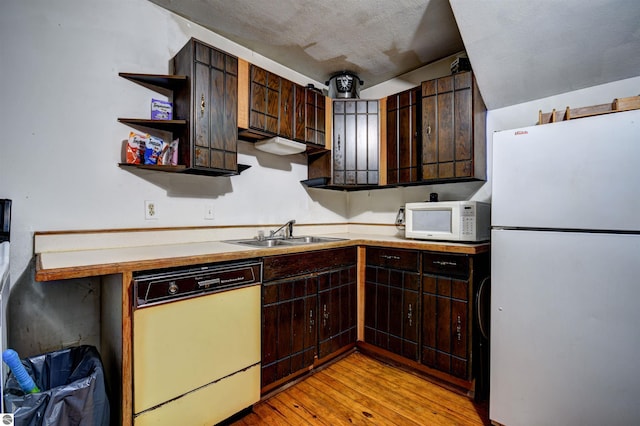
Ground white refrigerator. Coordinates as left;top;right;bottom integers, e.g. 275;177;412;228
490;109;640;426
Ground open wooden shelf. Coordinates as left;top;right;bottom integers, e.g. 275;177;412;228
118;73;187;96
538;95;640;125
117;118;187;133
119;163;251;177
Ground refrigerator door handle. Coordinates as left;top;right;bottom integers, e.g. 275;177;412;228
476;276;490;340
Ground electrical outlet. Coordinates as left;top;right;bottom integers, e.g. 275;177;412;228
395;206;405;225
145;200;158;220
204;204;214;220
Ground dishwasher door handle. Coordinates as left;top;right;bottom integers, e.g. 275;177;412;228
197;278;220;288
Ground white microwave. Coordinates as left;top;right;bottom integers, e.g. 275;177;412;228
404;201;490;242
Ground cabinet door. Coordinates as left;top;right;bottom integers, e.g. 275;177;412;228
261;276;317;388
332;101;346;184
210;49;238;171
314;94;326;146
421;82;437;179
193;61;211;167
265;70;280;135
249;65;280;135
249;66;267;131
278;78;294;139
421;71;481;181
332;100;378;186
293;84;306;142
365;247;420;361
387;87;420;184
173;40;238;173
305;90;326;146
317;265;357;358
421;252;471;380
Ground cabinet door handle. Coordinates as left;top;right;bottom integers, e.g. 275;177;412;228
456;315;462;341
284;103;288;113
323;304;329;327
433;260;457;267
407;303;413;327
426;124;431;135
336;134;340;150
200;94;206;115
381;254;400;261
309;309;314;333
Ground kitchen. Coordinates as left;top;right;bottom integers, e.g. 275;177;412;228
2;0;640;425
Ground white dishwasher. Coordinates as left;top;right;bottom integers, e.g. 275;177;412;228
132;260;262;426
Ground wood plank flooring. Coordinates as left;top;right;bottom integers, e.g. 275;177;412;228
231;352;489;425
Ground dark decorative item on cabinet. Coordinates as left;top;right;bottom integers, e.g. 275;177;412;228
421;71;486;182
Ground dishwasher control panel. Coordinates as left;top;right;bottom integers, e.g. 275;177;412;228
133;260;262;307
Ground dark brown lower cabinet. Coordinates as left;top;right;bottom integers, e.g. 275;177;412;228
318;266;358;358
365;247;420;361
420;251;489;384
421;265;470;379
365;247;490;391
261;275;317;388
261;247;357;389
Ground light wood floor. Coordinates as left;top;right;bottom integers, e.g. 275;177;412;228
231;352;489;425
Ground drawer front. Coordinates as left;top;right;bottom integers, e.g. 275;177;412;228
422;252;469;279
263;247;356;281
366;247;419;272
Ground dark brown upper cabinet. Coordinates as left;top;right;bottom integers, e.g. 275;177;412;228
293;83;307;142
118;38;248;176
387;87;421;185
305;87;326;147
278;78;294;139
248;65;284;136
171;38;245;175
421;71;486;182
261;247;357;393
237;64;297;142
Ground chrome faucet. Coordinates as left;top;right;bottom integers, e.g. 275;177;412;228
269;219;296;239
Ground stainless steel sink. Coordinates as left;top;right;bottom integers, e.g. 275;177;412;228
224;236;346;248
282;236;346;245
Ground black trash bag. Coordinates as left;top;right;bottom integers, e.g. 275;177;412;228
3;345;109;426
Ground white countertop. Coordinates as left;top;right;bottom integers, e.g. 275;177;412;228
34;226;489;281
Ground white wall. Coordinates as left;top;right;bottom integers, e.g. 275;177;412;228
0;0;348;285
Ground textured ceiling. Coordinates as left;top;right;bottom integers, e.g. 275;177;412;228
150;0;640;109
149;0;464;89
